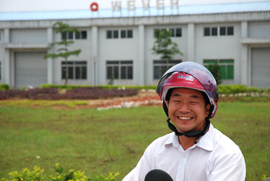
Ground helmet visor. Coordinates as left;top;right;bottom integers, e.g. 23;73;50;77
157;62;218;103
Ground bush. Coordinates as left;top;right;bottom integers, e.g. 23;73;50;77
41;84;157;91
0;84;9;91
1;166;44;181
207;62;222;85
218;85;248;95
0;87;138;100
1;164;119;181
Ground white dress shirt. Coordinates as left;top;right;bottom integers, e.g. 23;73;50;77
123;124;246;181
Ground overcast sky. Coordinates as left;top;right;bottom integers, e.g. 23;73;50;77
0;0;268;12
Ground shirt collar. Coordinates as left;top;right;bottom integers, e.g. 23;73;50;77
195;123;214;151
164;124;215;151
165;132;180;148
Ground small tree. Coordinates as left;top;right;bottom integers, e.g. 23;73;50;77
152;29;183;70
207;62;222;85
44;22;81;85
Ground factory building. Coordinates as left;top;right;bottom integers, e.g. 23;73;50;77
0;1;270;89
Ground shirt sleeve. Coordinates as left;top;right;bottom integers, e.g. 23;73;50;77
208;150;246;181
122;145;153;181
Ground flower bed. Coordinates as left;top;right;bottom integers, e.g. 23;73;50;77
0;87;138;100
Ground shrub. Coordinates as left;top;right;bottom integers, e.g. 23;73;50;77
1;166;44;181
0;84;9;91
0;87;138;100
41;84;157;91
218;85;248;95
207;62;222;85
1;164;119;181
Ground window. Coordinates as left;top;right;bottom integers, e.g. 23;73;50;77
220;27;226;36
204;27;218;36
227;27;234;35
121;30;126;38
154;29;159;37
107;30;119;39
175;28;182;37
107;31;112;39
113;30;118;38
212;27;217;36
169;28;175;36
220;26;234;36
204;26;234;36
108;30;133;39
61;61;87;80
68;32;73;39
153;60;182;79
106;61;133;80
75;31;87;39
127;30;133;38
61;32;67;40
204;59;234;80
204;27;210;36
62;31;87;40
154;28;182;37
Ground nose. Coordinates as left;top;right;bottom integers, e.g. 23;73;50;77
178;102;190;113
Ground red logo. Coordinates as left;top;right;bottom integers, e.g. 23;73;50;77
90;2;98;12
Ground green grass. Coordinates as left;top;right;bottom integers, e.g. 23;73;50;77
0;102;270;180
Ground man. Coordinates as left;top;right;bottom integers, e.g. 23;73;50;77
123;62;246;181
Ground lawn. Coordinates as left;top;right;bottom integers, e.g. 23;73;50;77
0;101;269;180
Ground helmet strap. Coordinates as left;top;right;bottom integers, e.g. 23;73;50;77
166;118;210;144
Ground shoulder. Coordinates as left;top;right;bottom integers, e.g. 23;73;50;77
208;128;246;180
213;128;241;154
145;132;175;152
210;128;245;166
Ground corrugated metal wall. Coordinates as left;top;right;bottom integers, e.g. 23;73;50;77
251;48;270;88
15;52;47;89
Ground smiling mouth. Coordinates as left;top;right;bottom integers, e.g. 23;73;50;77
177;116;193;120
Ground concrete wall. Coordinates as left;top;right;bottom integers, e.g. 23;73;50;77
248;21;270;38
0;29;3;83
145;24;186;85
10;29;47;43
99;26;138;85
195;22;242;85
50;27;92;85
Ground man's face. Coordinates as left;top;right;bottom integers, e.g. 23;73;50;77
165;88;210;133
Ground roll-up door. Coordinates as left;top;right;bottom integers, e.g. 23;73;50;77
15;52;47;89
251;48;270;89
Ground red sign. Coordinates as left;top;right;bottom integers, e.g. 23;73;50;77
90;2;99;11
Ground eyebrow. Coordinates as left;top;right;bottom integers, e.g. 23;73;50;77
172;93;200;99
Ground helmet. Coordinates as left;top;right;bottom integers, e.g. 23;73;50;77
157;62;219;119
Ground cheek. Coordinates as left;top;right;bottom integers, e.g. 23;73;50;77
167;104;177;117
204;105;211;117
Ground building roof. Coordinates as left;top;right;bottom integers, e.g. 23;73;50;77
0;1;270;21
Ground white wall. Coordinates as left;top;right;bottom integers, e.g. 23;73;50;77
0;29;3;83
248;21;270;38
98;26;138;85
195;23;242;85
51;27;92;85
145;24;186;85
10;29;47;43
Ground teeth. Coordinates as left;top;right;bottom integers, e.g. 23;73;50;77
179;117;191;120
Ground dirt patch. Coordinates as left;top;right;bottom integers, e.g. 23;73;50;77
80;90;162;110
0;90;163;110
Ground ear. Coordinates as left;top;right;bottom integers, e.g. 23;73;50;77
165;100;169;107
205;104;211;118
